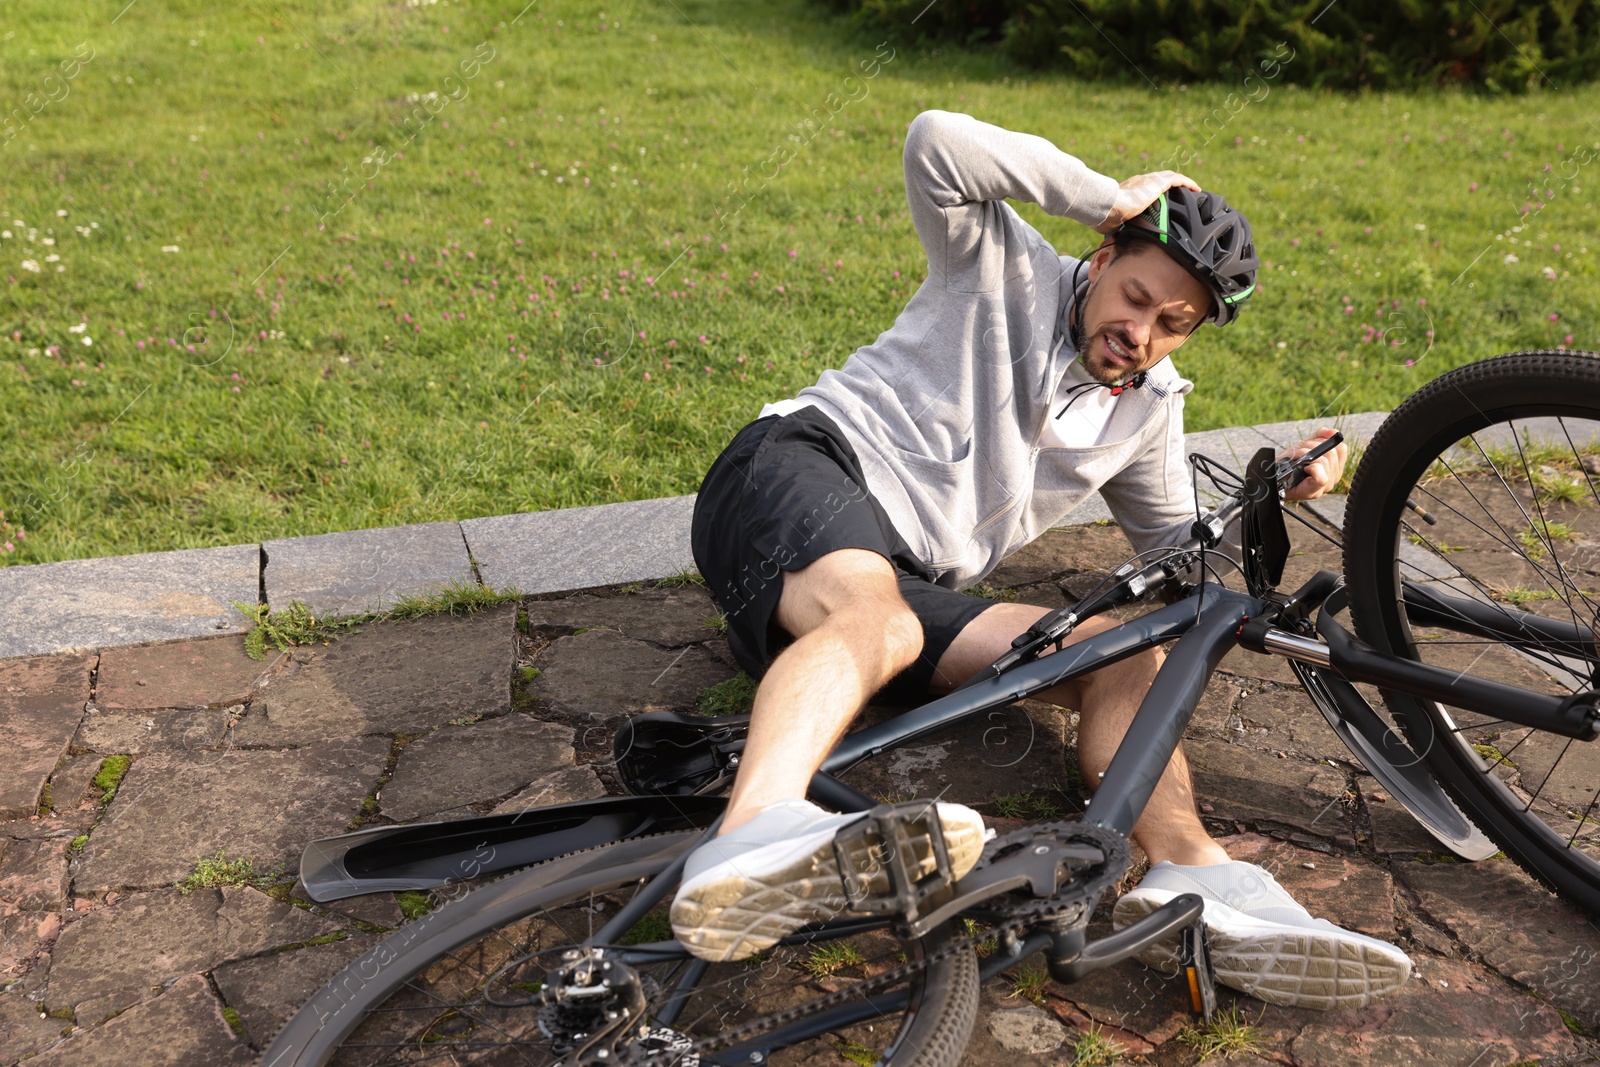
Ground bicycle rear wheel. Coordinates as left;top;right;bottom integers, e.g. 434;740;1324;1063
261;831;980;1067
1344;350;1600;912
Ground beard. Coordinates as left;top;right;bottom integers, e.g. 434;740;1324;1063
1077;327;1146;385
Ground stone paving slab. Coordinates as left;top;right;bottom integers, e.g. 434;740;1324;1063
379;714;577;822
492;764;608;813
94;635;270;711
531;628;733;721
0;990;70;1065
234;603;516;745
1246;411;1391;451
0;653;95;820
75;741;389;892
1397;857;1600;1030
212;936;376;1051
526;586;725;648
46;886;338;1022
74;705;236;755
28;972;253;1067
462;495;697;595
263;521;476;617
1186;739;1357;848
0;544;258;660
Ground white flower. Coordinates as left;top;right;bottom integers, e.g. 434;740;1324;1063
43;254;59;263
161;245;180;253
20;260;40;272
1;232;9;239
40;237;54;246
1542;266;1558;280
81;337;92;346
55;209;67;217
1504;253;1520;264
1414;223;1426;230
69;322;86;333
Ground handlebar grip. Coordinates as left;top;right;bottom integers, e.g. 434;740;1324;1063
1278;431;1344;490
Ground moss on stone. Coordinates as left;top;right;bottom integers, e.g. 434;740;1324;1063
91;755;131;802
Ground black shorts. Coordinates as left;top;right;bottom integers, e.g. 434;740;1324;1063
690;406;993;703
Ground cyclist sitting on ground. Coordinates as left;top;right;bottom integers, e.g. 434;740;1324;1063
670;109;1410;1011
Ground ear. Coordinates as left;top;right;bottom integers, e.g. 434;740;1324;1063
1085;239;1117;283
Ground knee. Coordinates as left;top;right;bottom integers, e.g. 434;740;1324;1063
878;605;924;674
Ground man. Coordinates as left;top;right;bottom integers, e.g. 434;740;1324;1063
670;109;1410;1011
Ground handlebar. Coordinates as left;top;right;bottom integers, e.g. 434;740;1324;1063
955;432;1345;690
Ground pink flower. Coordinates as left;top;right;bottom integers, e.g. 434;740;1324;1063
703;365;712;373
1566;334;1575;344
788;250;797;258
698;335;708;343
643;371;652;381
1469;182;1479;192
1550;313;1561;321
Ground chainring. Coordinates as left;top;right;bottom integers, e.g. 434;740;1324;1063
625;820;1131;1063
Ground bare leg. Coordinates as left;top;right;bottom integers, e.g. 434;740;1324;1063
720;548;925;834
933;604;1228;866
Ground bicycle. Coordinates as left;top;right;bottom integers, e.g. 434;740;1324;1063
263;350;1600;1067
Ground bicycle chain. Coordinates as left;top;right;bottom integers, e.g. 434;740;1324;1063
659;821;1131;1063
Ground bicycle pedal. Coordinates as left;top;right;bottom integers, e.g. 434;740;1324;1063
831;802;955;921
1180;923;1217;1021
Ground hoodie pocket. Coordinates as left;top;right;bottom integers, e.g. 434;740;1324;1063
882;442;979;570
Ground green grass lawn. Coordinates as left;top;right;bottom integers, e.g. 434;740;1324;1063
2;0;1597;564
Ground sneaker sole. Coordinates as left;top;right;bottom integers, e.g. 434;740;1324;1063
670;809;985;963
1113;891;1412;1011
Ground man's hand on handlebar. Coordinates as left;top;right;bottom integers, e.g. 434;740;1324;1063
1281;428;1348;501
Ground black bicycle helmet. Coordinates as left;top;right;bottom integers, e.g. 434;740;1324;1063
1117;186;1258;326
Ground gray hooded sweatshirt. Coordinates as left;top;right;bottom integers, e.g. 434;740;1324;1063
790;109;1201;589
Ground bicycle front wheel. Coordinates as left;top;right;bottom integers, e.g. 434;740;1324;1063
1344;350;1600;912
262;830;980;1067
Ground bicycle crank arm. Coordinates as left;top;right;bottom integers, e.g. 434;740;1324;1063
1044;892;1205;984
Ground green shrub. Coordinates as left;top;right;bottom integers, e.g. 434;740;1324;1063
820;0;1600;91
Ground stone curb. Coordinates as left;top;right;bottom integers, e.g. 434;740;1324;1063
0;415;1388;661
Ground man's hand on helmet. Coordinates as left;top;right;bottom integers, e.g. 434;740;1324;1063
1095;171;1201;235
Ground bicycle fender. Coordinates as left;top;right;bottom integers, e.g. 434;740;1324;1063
298;794;725;901
1289;661;1498;861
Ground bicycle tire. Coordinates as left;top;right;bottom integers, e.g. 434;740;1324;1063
261;830;980;1067
1344;349;1600;912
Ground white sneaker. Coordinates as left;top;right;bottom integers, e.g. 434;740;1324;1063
1112;860;1412;1011
669;799;986;962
